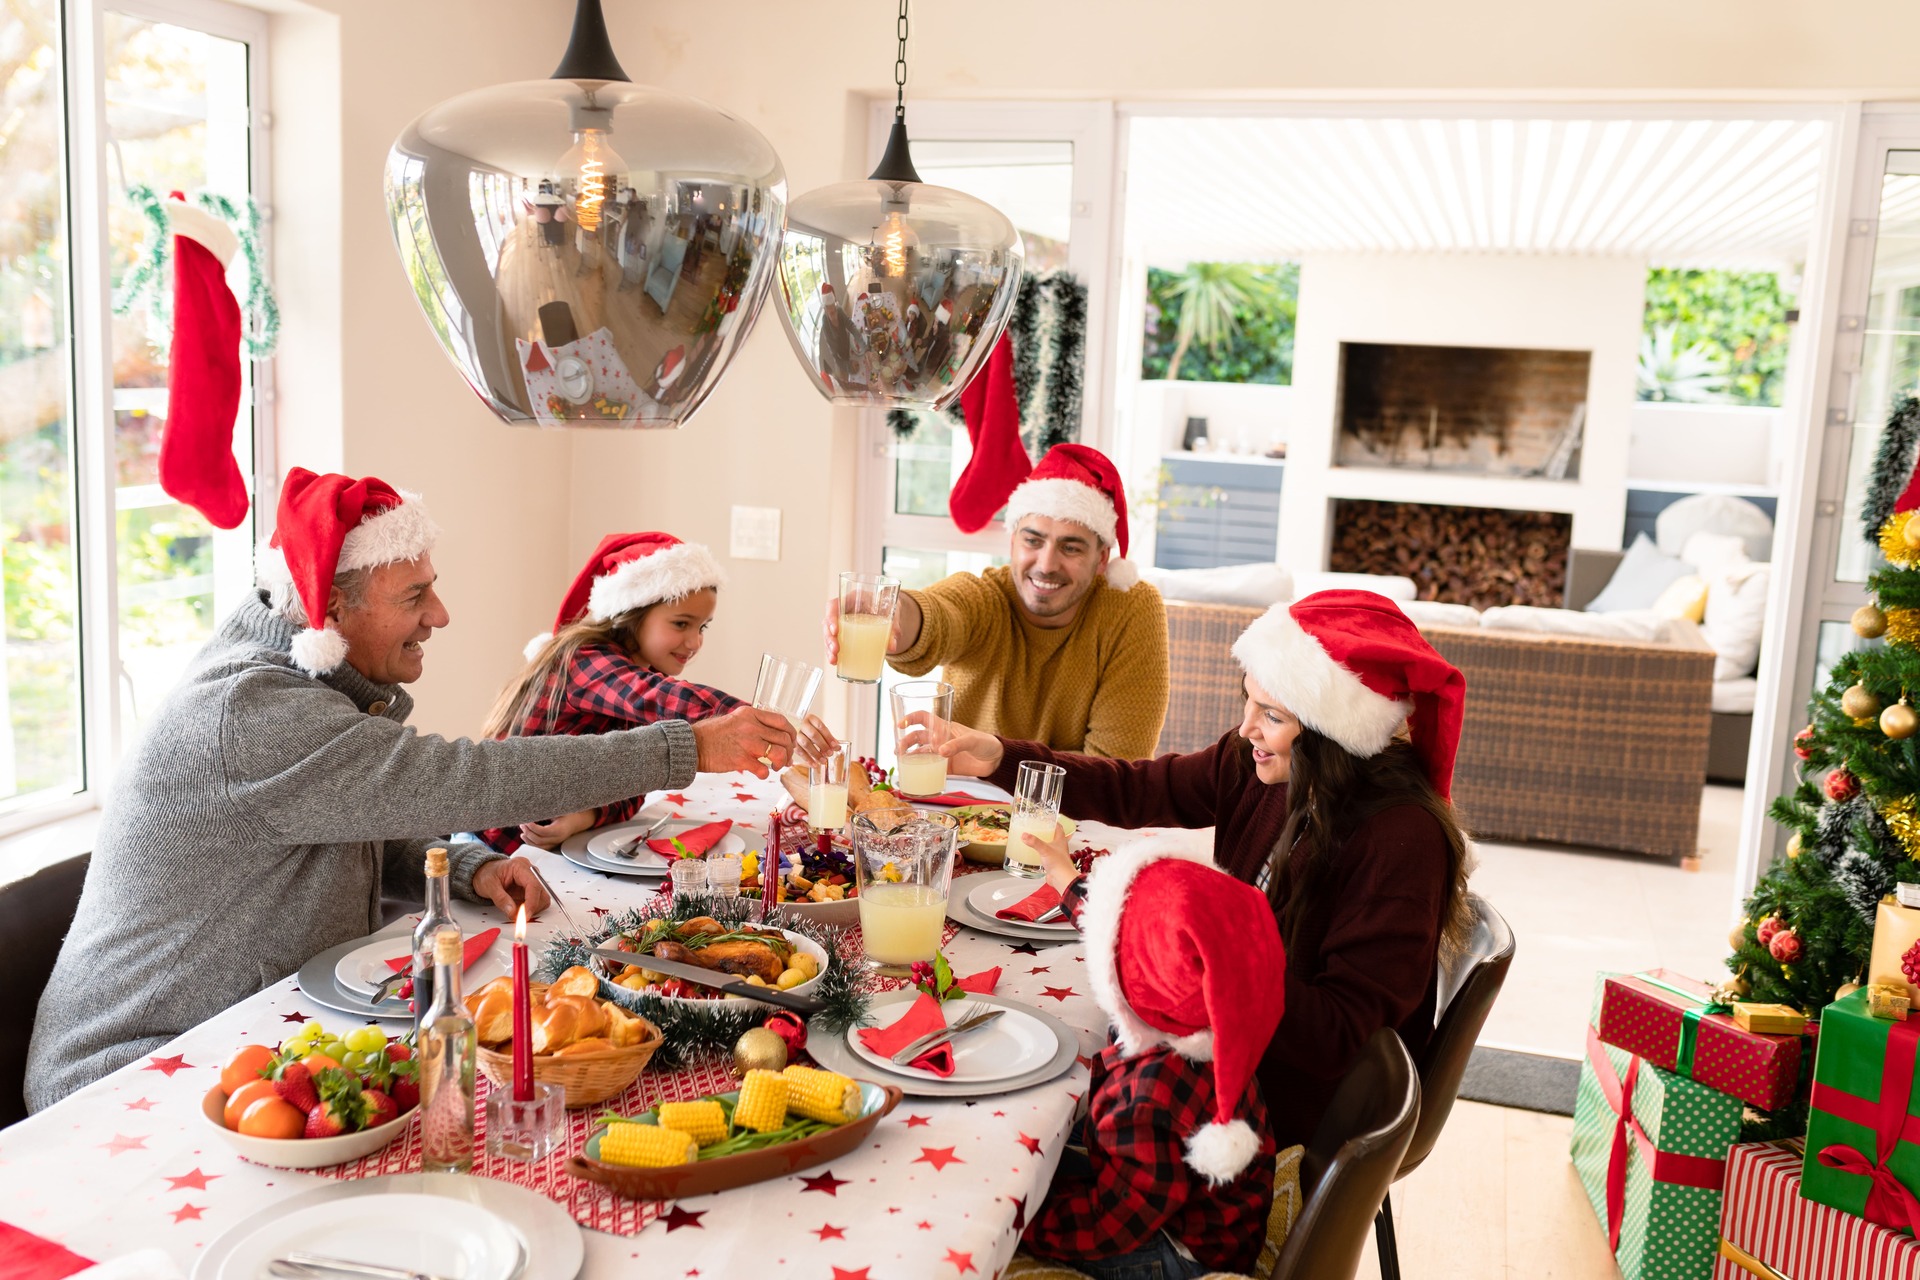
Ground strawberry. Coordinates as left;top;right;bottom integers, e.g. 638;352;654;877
305;1067;371;1138
384;1041;414;1063
362;1088;399;1128
391;1075;420;1113
273;1060;320;1113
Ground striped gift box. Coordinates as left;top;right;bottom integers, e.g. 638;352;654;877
1714;1140;1920;1279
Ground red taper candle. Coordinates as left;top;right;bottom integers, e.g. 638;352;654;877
511;904;532;1101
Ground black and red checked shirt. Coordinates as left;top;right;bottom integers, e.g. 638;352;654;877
478;644;743;853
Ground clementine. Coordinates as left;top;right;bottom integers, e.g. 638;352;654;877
237;1096;305;1140
223;1079;278;1129
220;1044;275;1095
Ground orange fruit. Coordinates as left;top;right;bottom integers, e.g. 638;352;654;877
220;1044;275;1095
237;1096;304;1140
224;1079;278;1129
299;1052;341;1073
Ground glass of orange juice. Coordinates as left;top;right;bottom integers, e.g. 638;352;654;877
852;806;958;973
837;573;900;684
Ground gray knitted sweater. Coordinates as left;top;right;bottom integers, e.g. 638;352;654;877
26;593;696;1110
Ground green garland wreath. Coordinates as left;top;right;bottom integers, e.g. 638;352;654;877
536;893;870;1070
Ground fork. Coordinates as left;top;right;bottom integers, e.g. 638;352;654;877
890;1004;1005;1064
610;811;674;858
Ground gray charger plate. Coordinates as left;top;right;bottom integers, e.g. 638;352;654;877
295;930;416;1022
806;991;1080;1099
944;877;1082;944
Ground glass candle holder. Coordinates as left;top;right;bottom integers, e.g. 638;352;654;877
706;851;744;898
670;858;710;900
484;1079;564;1161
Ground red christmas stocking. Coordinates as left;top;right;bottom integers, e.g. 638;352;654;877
949;335;1031;533
159;215;247;530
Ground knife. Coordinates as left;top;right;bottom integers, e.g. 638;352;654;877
278;1253;449;1280
588;947;825;1014
890;1007;1006;1064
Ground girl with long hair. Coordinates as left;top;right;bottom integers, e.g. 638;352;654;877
940;590;1473;1149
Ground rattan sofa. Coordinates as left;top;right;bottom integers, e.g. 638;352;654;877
1157;599;1716;859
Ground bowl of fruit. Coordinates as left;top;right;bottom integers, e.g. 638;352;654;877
746;836;861;927
201;1021;418;1169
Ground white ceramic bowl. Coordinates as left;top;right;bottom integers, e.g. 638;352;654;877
200;1086;416;1170
593;924;833;1004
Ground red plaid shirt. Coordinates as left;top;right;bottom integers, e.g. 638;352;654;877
479;644;743;852
1024;1040;1275;1273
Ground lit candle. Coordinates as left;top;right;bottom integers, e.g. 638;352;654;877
511;904;532;1102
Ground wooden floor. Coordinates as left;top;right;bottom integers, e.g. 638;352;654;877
1354;1100;1621;1279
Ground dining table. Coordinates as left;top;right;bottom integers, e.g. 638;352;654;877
0;770;1208;1278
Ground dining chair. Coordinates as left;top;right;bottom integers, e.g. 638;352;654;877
1372;893;1516;1280
0;853;90;1128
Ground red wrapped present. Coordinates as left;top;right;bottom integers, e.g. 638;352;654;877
1596;969;1803;1111
1713;1140;1920;1279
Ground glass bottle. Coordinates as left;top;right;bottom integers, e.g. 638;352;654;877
411;847;458;1039
418;926;477;1173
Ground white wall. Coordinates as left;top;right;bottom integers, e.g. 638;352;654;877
1627;403;1786;490
1278;252;1647;571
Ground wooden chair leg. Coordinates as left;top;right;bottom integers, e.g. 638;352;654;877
1375;1195;1402;1280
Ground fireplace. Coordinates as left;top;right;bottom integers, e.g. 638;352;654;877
1335;341;1589;480
1330;498;1571;609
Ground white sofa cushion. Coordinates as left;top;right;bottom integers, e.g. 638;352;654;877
1656;492;1774;563
1586;533;1694;613
1481;605;1682;645
1142;562;1293;608
1679;530;1751;577
1712;677;1758;715
1291;571;1417;601
1400;600;1483;629
1702;561;1771;680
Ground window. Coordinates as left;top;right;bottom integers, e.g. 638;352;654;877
0;0;268;829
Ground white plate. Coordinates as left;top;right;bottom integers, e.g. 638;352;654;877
192;1173;582;1280
967;876;1076;932
296;933;416;1023
944;879;1080;945
331;933;508;998
806;991;1080;1099
219;1193;519;1280
584;818;747;871
847;996;1061;1082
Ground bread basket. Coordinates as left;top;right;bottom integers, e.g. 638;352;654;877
478;1013;663;1107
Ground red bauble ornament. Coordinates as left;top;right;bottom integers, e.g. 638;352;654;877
1794;726;1815;760
762;1010;807;1057
1825;768;1860;802
1755;915;1784;946
1768;929;1802;963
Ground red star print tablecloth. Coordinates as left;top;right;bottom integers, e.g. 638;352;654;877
0;773;1212;1277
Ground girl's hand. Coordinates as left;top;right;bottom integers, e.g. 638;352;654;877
935;720;1004;777
518;808;600;850
1024;822;1078;896
792;714;839;770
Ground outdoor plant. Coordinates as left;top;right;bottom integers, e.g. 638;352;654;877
1636;324;1732;403
1142;262;1297;384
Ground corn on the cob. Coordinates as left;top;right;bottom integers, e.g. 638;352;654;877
600;1121;698;1167
733;1069;789;1132
656;1099;729;1147
782;1065;861;1124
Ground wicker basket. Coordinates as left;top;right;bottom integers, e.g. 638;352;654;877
477;1014;664;1108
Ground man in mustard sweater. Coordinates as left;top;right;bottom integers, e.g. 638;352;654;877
826;443;1169;759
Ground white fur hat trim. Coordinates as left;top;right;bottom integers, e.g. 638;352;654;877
1231;601;1410;757
1003;476;1118;548
523;632;555;662
289;624;350;676
587;541;725;621
1185;1117;1263;1185
337;489;441;573
1104;558;1140;591
1076;835;1221;1061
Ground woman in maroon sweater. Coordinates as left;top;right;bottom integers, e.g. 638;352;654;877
942;590;1476;1149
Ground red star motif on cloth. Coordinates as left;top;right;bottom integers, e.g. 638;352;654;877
100;1133;148;1156
903;1114;932;1128
812;1223;847;1241
1028;966;1051;974
800;1169;851;1195
917;1221;934;1231
1016;1132;1043;1155
164;1168;220;1191
1039;986;1077;1002
170;1204;206;1223
831;1270;872;1280
915;1146;964;1171
591;906;610;918
992;1110;1005;1117
123;1097;156;1112
1010;1194;1028;1231
1074;1054;1094;1070
733;792;757;803
1005;943;1042;956
944;1250;977;1275
143;1054;192;1076
280;1011;309;1023
665;793;690;805
661;1204;706;1231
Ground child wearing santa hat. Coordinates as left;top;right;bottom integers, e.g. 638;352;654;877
1022;839;1286;1279
477;532;744;853
946;589;1475;1151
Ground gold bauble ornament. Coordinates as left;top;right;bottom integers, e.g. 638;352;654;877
1884;701;1920;740
1843;683;1882;720
1906;516;1920;551
1855;603;1889;639
1728;923;1748;949
1727;975;1752;997
732;1026;788;1077
1885;512;1920;563
1837;982;1862;1001
1786;832;1803;859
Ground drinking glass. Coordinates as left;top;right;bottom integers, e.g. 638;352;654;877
670;858;709;900
890;680;954;798
706;850;744;898
836;572;900;683
1006;761;1066;880
753;653;824;766
808;740;853;830
851;806;958;973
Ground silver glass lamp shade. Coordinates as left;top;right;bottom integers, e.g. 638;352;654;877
385;77;787;428
773;176;1023;410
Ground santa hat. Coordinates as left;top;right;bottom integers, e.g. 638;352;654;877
262;467;441;675
1002;442;1138;589
1231;590;1467;800
524;532;724;659
1078;837;1285;1184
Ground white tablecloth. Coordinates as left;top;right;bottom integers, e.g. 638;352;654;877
0;772;1188;1278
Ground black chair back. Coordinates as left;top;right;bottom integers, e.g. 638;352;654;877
1400;893;1515;1178
0;854;89;1127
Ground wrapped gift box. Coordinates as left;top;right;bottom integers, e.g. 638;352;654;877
1713;1140;1920;1279
1597;969;1804;1111
1573;1024;1742;1280
1801;987;1920;1231
1870;896;1920;1006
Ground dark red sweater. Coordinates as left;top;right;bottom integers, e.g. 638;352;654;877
991;731;1450;1149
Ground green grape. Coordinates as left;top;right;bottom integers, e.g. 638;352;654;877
320;1039;349;1061
289;1022;325;1044
344;1025;386;1053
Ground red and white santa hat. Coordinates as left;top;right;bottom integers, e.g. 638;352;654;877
1078;838;1285;1184
524;531;724;659
1232;589;1467;800
1001;442;1138;590
261;467;441;676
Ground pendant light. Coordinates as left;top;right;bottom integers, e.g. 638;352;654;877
385;0;787;429
773;0;1024;409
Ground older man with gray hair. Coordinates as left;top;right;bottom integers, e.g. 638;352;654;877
27;469;793;1109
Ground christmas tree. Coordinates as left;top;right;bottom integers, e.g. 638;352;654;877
1730;394;1920;1024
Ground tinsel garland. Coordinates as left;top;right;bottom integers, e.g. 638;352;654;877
536;893;870;1070
1834;847;1899;922
111;185;281;357
1878;795;1920;861
115;185;174;331
194;190;281;357
1863;393;1920;545
1878;510;1920;569
1886;606;1920;648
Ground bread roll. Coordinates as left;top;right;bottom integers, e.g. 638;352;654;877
549;965;600;999
532;993;608;1054
553;1037;615;1056
464;977;516;1047
602;1001;646;1047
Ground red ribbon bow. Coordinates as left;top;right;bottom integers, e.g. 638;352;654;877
1812;1011;1920;1234
1586;1026;1726;1251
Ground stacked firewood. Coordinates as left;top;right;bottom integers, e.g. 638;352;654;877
1329;499;1570;609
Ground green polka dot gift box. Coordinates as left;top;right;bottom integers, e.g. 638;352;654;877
1597;969;1805;1112
1801;987;1920;1232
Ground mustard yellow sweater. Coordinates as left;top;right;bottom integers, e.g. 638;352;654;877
892;567;1169;759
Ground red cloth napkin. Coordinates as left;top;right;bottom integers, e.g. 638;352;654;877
385;925;500;973
857;993;957;1076
996;883;1064;922
650;819;733;859
952;967;1000;993
0;1223;92;1280
899;792;984;807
